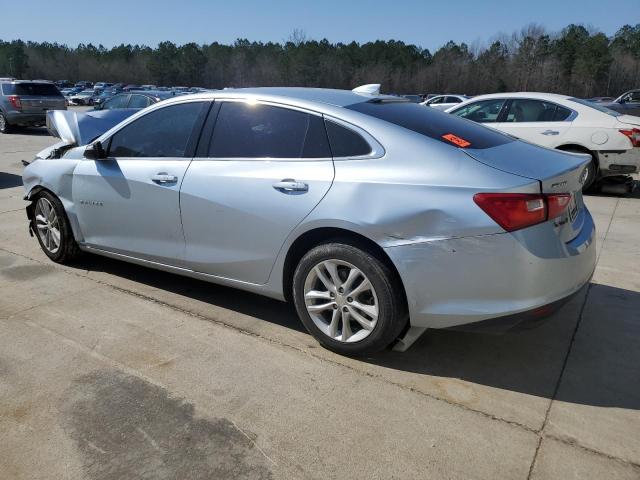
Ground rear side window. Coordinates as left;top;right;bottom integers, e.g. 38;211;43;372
209;102;331;158
348;101;513;149
504;99;573;122
108;102;204;158
553;105;573;121
325;121;372;157
2;83;62;97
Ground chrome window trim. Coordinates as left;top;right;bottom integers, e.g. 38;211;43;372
454;97;579;123
96;97;212;147
197;98;381;162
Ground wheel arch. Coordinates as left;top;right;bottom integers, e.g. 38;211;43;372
25;185;84;243
281;227;408;309
556;143;599;166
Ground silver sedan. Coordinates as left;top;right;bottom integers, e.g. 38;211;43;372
22;87;596;355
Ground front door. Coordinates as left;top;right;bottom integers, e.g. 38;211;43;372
72;101;208;265
180;101;335;285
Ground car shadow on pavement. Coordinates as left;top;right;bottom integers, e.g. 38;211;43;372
10;127;50;136
70;253;640;410
0;172;23;189
365;282;640;410
76;254;305;333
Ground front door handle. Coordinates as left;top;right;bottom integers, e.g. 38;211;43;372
272;179;308;192
541;130;560;136
151;173;178;184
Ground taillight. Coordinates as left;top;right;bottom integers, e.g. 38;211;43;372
619;128;640;147
547;193;571;219
7;95;22;110
473;193;572;232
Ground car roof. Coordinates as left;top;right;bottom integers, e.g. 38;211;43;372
1;79;54;84
169;87;400;109
465;92;571;102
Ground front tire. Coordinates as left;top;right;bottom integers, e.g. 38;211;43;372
292;242;407;356
31;191;81;264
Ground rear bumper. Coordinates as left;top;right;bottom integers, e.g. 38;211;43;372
599;149;640;176
385;209;596;330
5;112;46;125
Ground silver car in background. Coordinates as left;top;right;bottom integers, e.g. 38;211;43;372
22;87;596;355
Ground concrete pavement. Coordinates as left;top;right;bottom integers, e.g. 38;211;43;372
1;127;639;479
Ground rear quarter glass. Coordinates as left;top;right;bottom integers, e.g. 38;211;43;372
346;101;514;149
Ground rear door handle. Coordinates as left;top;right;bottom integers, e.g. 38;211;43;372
541;130;560;136
272;179;308;192
151;173;178;184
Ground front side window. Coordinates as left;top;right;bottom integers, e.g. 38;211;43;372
208;102;331;158
449;99;506;123
428;96;445;105
108;102;204;158
504;99;572;123
626;91;640;102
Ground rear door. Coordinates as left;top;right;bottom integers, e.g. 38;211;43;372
72;100;209;265
180;100;335;284
496;99;574;148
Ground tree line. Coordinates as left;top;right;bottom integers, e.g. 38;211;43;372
0;24;638;97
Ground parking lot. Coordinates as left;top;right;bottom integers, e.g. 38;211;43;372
1;126;639;479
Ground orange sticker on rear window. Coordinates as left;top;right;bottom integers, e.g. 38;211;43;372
442;133;471;148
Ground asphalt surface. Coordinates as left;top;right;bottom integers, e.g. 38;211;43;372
1;123;639;479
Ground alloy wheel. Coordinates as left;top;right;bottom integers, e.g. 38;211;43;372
303;259;379;343
34;197;61;254
0;114;6;132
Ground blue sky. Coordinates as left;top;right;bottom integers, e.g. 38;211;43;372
3;0;635;50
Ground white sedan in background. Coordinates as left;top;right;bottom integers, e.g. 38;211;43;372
422;94;469;110
447;92;640;189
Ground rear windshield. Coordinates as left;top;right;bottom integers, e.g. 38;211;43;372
2;83;62;97
345;100;514;149
568;97;622;117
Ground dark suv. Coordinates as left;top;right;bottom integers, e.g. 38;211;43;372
0;80;67;133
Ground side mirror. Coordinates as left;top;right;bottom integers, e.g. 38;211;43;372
84;141;107;160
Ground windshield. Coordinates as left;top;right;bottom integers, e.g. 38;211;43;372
346;100;514;149
569;97;621;117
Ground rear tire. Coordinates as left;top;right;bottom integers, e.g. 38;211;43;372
31;191;81;264
561;148;597;191
292;242;407;356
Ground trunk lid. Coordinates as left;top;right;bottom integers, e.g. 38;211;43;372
463;140;590;242
20;95;66;113
617;114;640;127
